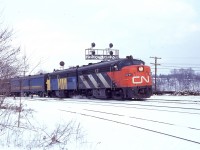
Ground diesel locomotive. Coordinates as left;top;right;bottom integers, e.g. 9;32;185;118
7;55;152;100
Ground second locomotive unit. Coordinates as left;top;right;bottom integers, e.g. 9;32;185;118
10;55;152;100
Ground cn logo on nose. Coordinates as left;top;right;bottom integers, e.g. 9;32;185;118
132;76;150;84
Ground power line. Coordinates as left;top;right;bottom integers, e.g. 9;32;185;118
150;67;200;74
161;63;200;66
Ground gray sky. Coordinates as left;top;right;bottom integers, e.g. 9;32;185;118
1;0;200;75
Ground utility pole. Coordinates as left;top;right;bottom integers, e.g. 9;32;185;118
150;56;161;93
23;55;26;77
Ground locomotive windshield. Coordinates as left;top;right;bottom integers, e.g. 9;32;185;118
118;59;145;69
132;59;145;65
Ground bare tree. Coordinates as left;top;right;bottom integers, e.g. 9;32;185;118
0;27;22;79
0;21;25;134
0;19;29;100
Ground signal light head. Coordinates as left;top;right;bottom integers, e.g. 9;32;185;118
91;51;95;55
91;42;95;48
59;61;65;66
109;51;113;56
109;43;113;48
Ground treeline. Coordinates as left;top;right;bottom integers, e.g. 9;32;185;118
153;68;200;94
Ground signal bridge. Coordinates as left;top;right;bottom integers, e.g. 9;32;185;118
85;43;119;61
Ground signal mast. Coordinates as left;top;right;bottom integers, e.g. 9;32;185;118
85;43;119;61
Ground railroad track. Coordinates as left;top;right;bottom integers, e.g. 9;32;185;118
15;96;200;146
147;98;200;105
59;107;200;145
61;107;200;131
21;96;200;115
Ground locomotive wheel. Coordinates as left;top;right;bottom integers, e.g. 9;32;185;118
86;90;93;99
105;89;112;99
112;89;124;100
118;89;124;100
68;93;73;98
39;92;44;97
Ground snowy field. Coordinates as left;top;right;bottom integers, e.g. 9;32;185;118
1;95;200;150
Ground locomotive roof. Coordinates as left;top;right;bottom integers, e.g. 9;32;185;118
49;56;144;74
78;56;144;70
12;56;144;79
79;59;122;69
48;67;77;75
11;73;47;80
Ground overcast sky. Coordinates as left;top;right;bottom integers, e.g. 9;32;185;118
1;0;200;75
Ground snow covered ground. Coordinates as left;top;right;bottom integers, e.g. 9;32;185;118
1;95;200;150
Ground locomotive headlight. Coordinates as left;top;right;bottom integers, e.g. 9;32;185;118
138;66;144;72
